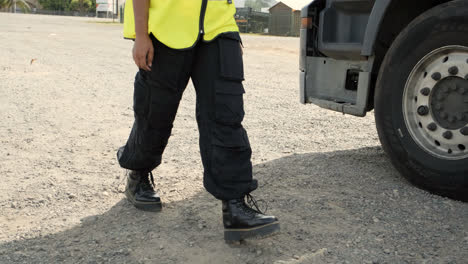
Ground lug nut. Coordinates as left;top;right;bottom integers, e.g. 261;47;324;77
420;87;431;96
443;131;453;139
448;66;459;75
432;72;442;81
461;127;468;136
417;106;429;116
427;123;437;131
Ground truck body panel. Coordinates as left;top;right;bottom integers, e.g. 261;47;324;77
300;0;384;116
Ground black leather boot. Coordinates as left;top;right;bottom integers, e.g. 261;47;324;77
223;195;279;241
125;170;162;212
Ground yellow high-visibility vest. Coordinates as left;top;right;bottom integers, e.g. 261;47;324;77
123;0;239;49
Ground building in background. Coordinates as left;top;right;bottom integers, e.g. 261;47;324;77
96;0;117;18
268;0;309;36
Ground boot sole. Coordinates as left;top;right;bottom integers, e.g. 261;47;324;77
224;222;280;242
125;189;162;212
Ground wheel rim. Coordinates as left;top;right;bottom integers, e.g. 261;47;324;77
403;45;468;160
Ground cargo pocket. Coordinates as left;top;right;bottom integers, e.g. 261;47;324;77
209;36;251;183
210;81;252;184
212;80;249;148
211;81;252;182
214;36;248;147
218;37;244;81
133;71;150;118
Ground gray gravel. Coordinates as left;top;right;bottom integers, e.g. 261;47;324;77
0;13;467;264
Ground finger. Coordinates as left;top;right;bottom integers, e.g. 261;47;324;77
147;46;154;69
141;56;150;71
136;55;144;70
134;49;143;69
134;53;141;69
138;53;147;71
142;50;151;71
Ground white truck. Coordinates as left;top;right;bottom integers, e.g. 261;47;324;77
299;0;467;200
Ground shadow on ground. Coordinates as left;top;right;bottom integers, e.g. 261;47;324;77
1;147;467;263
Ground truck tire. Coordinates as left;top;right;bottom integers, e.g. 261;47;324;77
374;1;468;201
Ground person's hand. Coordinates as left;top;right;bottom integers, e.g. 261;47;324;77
133;35;154;71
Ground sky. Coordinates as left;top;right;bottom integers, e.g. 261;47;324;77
275;0;312;10
235;0;246;7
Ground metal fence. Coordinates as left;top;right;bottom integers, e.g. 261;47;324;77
34;9;96;17
0;9;96;17
235;7;270;34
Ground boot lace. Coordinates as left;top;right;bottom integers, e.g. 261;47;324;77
140;171;155;191
114;171;156;193
243;193;268;216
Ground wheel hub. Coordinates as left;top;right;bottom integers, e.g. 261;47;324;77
403;46;468;160
430;77;468;130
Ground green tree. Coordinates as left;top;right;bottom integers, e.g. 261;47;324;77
38;0;71;11
0;0;31;12
245;0;274;11
68;0;94;13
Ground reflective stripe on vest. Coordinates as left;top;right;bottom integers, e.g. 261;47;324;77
123;0;239;50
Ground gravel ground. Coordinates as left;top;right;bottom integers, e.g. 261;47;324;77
0;13;467;264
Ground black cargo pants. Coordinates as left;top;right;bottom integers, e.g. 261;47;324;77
117;33;257;200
